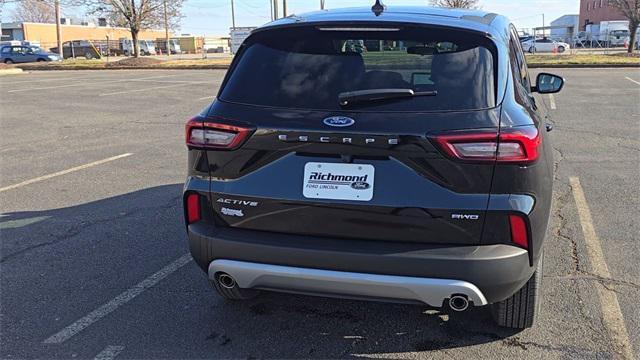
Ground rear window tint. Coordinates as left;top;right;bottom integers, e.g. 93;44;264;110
220;26;497;112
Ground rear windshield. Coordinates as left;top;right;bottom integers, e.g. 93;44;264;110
220;26;497;112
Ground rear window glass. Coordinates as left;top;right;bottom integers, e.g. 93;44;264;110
220;26;497;112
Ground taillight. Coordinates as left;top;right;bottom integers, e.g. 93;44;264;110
509;214;529;249
186;193;201;224
185;117;252;150
432;125;540;164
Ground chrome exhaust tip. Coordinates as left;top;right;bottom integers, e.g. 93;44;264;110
449;295;470;312
217;273;236;289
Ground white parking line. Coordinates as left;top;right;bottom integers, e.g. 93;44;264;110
197;95;216;101
570;177;634;360
94;345;125;360
0;76;89;85
99;82;207;96
548;94;557;110
0;153;132;193
624;77;640;86
43;254;192;344
6;75;178;93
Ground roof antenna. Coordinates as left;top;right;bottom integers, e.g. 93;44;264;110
371;0;386;16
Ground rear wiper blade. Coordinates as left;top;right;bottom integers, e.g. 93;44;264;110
338;88;437;106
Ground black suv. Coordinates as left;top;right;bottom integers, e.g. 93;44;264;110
183;6;564;329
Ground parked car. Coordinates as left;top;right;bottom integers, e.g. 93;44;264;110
522;37;570;53
50;40;101;59
183;6;563;329
120;39;157;56
0;45;61;63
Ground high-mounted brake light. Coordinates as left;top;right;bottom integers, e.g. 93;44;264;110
509;214;529;249
186;193;201;224
185;117;253;150
431;125;540;164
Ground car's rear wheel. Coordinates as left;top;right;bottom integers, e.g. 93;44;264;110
4;59;13;64
85;52;94;60
528;46;536;53
209;273;259;300
491;252;543;329
557;46;566;53
37;58;46;62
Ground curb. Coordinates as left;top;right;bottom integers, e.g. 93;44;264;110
16;65;231;71
528;63;640;68
0;68;24;76
14;63;640;71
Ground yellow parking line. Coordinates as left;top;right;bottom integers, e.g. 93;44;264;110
569;177;634;360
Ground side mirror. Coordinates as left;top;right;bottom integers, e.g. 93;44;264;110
532;72;564;94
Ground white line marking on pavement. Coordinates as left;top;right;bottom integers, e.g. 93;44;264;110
43;254;192;344
0;153;132;193
94;345;125;360
7;75;178;93
99;82;207;96
624;77;640;86
548;94;557;110
1;77;88;85
197;95;216;101
569;177;634;360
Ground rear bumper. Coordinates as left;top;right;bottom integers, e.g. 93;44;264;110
188;223;535;304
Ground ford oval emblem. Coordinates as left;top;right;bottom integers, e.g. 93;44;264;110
351;181;370;190
323;116;355;127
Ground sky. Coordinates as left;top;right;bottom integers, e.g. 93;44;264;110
179;0;579;35
2;0;579;36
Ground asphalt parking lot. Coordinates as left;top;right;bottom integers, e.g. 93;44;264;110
1;68;639;359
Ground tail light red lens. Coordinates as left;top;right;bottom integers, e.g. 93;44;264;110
186;193;201;224
432;125;540;164
186;117;252;149
509;214;529;249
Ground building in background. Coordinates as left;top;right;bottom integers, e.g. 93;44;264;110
204;36;230;53
579;0;626;30
550;15;579;43
1;22;166;50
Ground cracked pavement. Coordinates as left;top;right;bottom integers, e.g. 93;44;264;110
1;69;638;359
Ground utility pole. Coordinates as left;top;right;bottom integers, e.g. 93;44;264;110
282;0;287;17
230;0;236;30
269;0;273;21
54;0;62;57
320;0;325;10
163;0;170;57
273;0;278;19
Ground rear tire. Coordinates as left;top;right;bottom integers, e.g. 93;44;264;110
491;252;543;329
209;274;259;301
557;46;566;53
4;59;13;64
528;46;536;54
85;52;94;60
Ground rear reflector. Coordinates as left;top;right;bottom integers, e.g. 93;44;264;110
509;214;529;249
431;125;540;164
186;117;253;150
186;193;201;224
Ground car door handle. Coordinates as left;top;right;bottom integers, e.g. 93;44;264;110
545;123;553;132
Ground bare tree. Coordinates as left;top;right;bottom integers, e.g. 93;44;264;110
609;0;639;52
11;0;56;23
429;0;480;9
87;0;183;57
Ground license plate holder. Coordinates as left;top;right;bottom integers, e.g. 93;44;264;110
303;162;374;201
